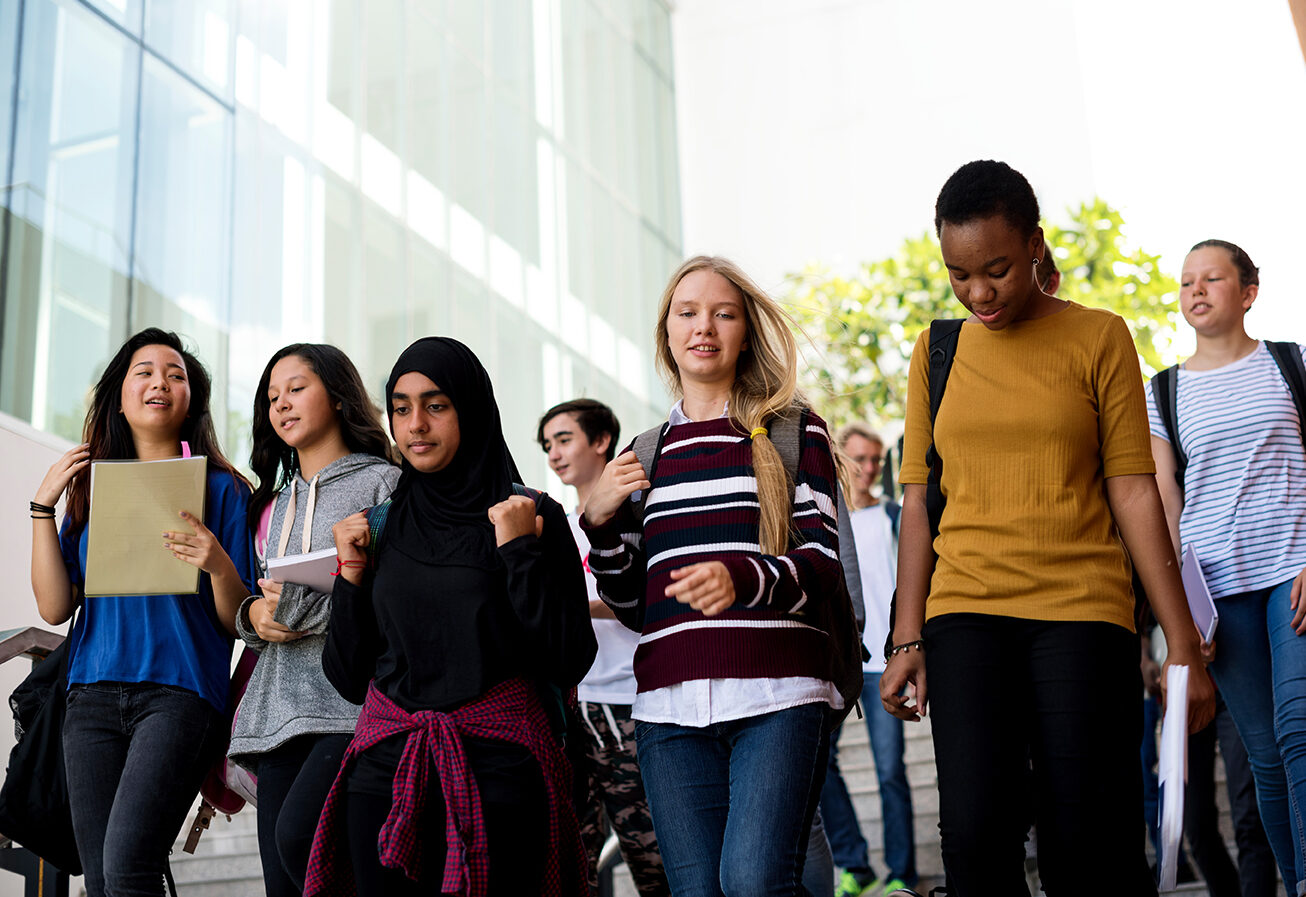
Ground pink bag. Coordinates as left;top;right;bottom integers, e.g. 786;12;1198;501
198;500;274;816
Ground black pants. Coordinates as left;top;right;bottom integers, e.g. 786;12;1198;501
925;613;1155;897
341;734;549;896
255;733;352;897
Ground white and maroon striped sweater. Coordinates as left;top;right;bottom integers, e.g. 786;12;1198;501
581;411;842;694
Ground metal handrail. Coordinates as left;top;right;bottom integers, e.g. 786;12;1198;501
0;627;63;666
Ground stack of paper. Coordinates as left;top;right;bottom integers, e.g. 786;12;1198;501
1157;664;1190;891
266;547;340;595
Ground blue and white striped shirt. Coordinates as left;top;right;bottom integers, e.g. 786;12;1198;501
1146;341;1306;598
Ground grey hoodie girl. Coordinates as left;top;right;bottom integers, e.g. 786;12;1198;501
229;453;399;770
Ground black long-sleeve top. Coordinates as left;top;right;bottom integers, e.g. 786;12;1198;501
323;492;597;713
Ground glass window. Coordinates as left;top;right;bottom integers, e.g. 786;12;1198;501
445;0;485;63
410;242;450;340
131;53;233;379
406;13;447;192
144;0;236;101
325;0;359;121
492;95;539;265
1;0;139;437
489;0;533;109
448;47;489;225
560;0;591;159
361;202;408;385
363;0;401;155
85;0;145;35
563;158;591;305
0;0;19;188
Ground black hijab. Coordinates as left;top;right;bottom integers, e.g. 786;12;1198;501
384;337;521;569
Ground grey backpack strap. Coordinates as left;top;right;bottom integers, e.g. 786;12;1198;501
837;489;864;631
630;423;670;524
1266;342;1306;452
767;406;804;482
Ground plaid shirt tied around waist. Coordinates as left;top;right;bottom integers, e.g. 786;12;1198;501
304;677;587;896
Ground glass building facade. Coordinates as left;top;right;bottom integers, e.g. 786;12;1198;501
0;0;681;485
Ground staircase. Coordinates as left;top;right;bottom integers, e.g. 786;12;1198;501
168;807;262;897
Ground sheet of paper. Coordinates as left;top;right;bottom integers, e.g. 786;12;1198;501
1157;664;1189;892
1181;544;1219;643
266;547;339;595
84;456;207;597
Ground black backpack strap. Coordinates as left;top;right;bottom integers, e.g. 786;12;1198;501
1267;342;1306;453
1150;366;1185;490
924;319;964;540
511;482;545;508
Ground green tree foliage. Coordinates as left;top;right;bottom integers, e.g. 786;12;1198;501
784;198;1179;429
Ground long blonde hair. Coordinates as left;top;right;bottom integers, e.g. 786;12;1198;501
655;256;804;555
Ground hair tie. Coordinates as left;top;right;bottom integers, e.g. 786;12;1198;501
750;426;768;440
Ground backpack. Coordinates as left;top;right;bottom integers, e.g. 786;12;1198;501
880;319;964;660
1151;341;1306;490
630;406;870;727
363;485;572;738
0;625;82;875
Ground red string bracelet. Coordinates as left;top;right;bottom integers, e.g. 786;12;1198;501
332;559;368;577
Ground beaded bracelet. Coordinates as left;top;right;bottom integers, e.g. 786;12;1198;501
887;638;924;659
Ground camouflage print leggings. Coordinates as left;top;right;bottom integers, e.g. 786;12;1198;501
577;702;670;897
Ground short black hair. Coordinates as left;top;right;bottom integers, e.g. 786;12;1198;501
1190;239;1259;288
537;398;621;462
934;160;1041;238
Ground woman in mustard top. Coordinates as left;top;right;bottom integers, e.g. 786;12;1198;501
879;160;1215;896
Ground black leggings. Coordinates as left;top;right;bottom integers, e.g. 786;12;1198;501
255;733;352;897
924;613;1155;897
341;735;549;897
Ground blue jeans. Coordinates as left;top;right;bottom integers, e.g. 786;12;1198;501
635;703;829;897
819;672;917;885
64;682;225;897
1209;577;1306;895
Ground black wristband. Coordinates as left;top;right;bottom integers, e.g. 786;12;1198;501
30;500;56;515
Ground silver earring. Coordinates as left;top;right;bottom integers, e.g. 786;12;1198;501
1033;258;1041;265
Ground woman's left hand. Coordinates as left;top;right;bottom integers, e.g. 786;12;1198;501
1290;567;1306;635
666;562;735;616
164;511;231;574
488;495;543;546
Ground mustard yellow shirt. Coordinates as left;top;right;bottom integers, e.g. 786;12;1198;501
899;303;1154;631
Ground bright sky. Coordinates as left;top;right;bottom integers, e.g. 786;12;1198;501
672;0;1306;361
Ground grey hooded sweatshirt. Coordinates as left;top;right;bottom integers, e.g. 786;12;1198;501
229;453;399;770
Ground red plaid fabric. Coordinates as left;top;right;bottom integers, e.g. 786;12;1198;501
303;678;587;896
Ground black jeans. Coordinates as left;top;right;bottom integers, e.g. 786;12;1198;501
924;614;1155;897
63;682;224;897
341;734;549;896
255;733;352;897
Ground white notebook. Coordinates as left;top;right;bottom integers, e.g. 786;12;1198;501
1157;664;1190;892
1181;544;1219;644
266;547;340;595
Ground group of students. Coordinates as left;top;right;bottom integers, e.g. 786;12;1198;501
24;157;1306;897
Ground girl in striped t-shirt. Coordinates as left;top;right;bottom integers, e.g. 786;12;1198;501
582;256;844;896
1148;239;1306;892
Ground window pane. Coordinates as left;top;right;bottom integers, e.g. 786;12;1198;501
131;53;233;382
144;0;235;101
363;0;400;154
448;48;488;223
1;0;138;437
85;0;145;34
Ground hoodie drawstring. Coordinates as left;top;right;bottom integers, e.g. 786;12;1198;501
275;474;320;560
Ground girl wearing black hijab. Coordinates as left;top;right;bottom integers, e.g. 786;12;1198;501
304;337;596;897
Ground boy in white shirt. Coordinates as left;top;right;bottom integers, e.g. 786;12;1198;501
823;423;917;897
538;399;669;897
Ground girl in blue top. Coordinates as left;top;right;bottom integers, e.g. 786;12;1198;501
30;327;257;897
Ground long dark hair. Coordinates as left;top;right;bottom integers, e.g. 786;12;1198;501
65;328;246;534
248;343;396;527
